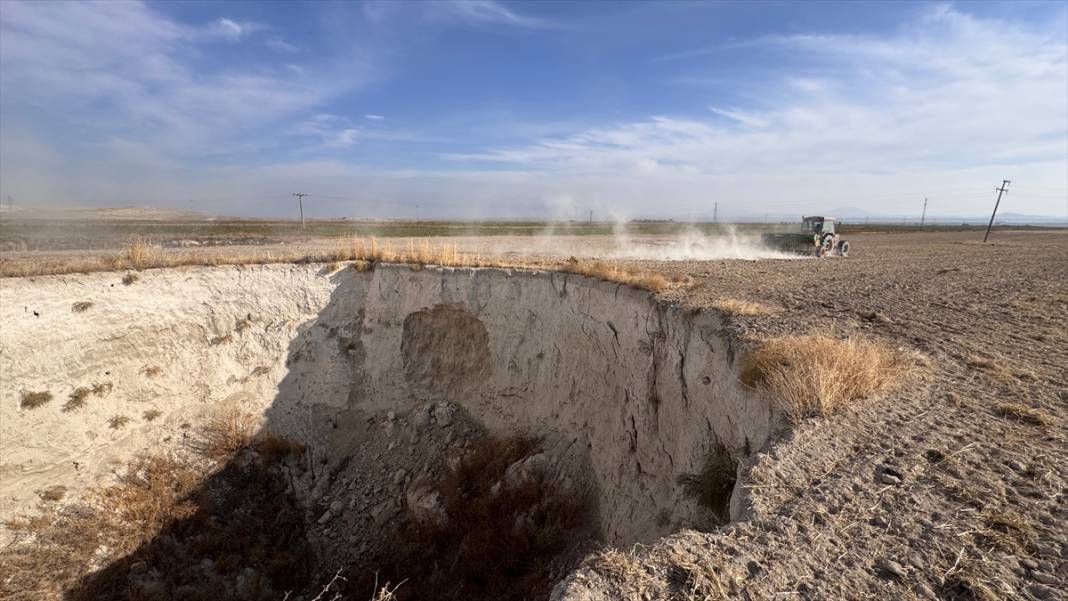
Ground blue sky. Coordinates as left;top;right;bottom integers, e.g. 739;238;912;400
1;0;1066;219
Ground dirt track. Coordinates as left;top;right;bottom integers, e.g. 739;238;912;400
556;230;1068;599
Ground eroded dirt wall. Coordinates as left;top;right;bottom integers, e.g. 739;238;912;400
1;263;777;544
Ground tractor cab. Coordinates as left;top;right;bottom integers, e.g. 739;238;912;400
800;216;836;235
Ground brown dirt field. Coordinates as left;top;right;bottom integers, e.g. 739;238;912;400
565;230;1067;599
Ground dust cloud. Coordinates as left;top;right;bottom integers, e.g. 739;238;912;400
609;226;805;261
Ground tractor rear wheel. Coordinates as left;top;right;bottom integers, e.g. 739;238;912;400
838;240;850;257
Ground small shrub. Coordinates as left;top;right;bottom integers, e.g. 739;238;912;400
141;365;162;377
121;272;140;285
63;387;91;412
91;381;113;396
677;443;737;526
741;335;909;422
71;301;93;313
253;431;306;463
235;317;252;332
107;415;131;429
186;409;257;460
39;485;67;502
19;390;53;409
142;409;162;422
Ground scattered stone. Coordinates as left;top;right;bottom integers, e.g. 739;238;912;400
317;510;333;525
1030;584;1057;599
393;468;407;486
878;472;902;486
1021;558;1039;570
1031;572;1057;585
875;558;907;580
329;500;344;514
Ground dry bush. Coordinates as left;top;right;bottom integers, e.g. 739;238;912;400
740;335;910;422
71;301;93;313
107;415;131;429
63;387;91;412
121;272;139;285
253;431;306;463
346;435;589;601
712;298;779;316
993;402;1049;427
209;333;232;346
562;258;669;292
186;409;257;461
38;485;67;503
91;381;113;396
141;365;162;377
676;444;737;526
19;390;53;409
142;409;162;422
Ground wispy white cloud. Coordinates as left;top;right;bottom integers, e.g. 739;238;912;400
202;17;265;41
426;0;559;29
364;114;385;120
445;6;1066;214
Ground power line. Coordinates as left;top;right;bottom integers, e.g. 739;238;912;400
983;180;1010;243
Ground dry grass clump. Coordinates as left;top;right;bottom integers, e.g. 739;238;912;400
107;415;131;429
71;301;93;313
562;258;669;292
141;365;162;377
38;485;67;503
90;381;112;396
142;408;162;422
19;390;53;409
712;298;779;316
63;387;91;412
583;548;655;596
121;272;140;285
185;409;257;461
0;410;311;600
980;509;1036;553
993;402;1049;427
209;333;232;346
740;335;910;422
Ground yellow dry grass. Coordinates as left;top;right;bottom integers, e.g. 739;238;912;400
561;258;670;292
1;235;679;292
186;409;257;461
711;298;780;316
740;334;910;422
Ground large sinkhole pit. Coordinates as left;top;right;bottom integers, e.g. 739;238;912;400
0;263;780;598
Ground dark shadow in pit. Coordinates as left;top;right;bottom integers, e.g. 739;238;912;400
66;264;598;601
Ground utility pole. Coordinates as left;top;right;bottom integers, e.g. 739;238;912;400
291;193;308;230
588;209;593;224
921;197;927;227
983;180;1010;243
713;201;718;224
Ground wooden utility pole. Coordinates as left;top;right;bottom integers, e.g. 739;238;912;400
921;197;927;227
292;193;309;230
713;201;718;224
983;180;1010;243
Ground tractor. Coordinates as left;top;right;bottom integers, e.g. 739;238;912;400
761;216;849;257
